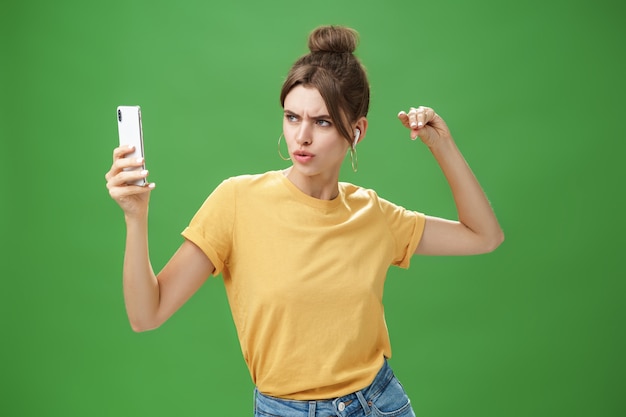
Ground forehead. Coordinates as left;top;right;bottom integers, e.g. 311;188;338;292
283;85;328;115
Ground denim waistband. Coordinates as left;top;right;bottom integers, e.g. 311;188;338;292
254;359;395;417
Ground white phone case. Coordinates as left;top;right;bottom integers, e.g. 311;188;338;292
116;105;145;186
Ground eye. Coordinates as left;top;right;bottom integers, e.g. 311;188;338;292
285;114;298;123
316;119;332;127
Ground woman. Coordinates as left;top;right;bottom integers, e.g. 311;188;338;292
106;25;503;417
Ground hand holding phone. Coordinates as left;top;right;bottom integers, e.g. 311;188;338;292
117;105;146;186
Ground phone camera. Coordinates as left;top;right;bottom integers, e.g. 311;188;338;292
118;109;122;122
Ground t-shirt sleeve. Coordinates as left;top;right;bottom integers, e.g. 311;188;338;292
378;196;426;268
181;178;236;276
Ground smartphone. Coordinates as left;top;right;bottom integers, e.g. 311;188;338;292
116;105;146;186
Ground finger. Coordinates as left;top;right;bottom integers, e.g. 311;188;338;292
107;168;150;189
106;156;143;183
108;182;155;200
416;106;436;128
397;111;410;128
400;108;419;140
105;158;143;184
408;107;419;128
113;145;136;162
417;106;426;128
113;156;145;173
409;106;437;127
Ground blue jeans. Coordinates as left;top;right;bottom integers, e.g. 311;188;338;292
253;360;415;417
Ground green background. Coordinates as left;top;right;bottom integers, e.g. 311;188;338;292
2;0;624;415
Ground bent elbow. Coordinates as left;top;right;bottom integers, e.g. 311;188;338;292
129;318;161;333
484;229;505;253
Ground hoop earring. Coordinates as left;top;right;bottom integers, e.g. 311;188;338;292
277;133;290;161
350;146;358;172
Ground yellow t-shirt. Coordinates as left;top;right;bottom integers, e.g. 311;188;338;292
182;171;425;400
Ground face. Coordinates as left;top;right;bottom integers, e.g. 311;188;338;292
282;85;350;180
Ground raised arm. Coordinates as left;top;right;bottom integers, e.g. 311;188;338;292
105;146;215;331
398;107;504;256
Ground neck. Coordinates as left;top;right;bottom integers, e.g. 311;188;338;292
283;167;340;200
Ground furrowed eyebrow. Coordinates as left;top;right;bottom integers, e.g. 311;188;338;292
283;109;331;120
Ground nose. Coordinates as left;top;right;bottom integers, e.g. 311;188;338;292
295;122;312;146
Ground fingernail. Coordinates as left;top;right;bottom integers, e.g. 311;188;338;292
148;183;156;189
410;122;417;128
137;158;143;163
141;170;148;176
417;122;423;127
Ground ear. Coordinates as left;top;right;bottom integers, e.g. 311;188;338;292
353;117;368;147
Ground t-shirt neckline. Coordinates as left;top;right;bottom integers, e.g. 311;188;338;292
274;170;344;210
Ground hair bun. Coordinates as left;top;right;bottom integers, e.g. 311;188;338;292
308;25;358;54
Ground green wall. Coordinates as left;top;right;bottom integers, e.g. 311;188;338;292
2;0;624;415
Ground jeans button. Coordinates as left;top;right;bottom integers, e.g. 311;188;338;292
338;401;346;411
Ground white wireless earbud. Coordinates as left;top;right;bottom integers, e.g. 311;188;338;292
353;129;360;147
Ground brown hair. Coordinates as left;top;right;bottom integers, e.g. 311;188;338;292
280;26;370;146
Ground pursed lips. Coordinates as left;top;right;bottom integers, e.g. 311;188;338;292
293;150;315;162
